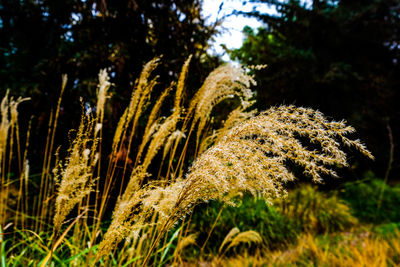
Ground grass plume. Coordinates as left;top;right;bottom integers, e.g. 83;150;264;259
186;64;256;146
97;104;372;261
53;112;99;234
53;69;111;234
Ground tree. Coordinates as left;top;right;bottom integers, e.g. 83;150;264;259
0;0;220;109
0;0;222;173
231;0;400;177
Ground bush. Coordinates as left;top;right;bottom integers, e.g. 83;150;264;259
340;173;400;223
189;195;300;255
373;223;400;238
276;185;358;233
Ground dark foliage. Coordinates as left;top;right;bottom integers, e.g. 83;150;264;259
230;0;400;179
0;0;221;172
340;173;400;223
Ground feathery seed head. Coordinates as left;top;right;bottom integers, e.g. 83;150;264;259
96;63;373;262
53;113;99;233
103;106;373;246
186;64;256;142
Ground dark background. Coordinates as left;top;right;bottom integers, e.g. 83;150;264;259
1;0;399;183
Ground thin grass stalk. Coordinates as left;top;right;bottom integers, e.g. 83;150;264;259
167;121;195;181
38;76;66;233
35;109;53;233
15;121;31;230
5;114;15;225
172;207;196;265
142;216;174;266
41;209;88;267
4;95;29;230
135;213;159;265
0;93;9;229
134;84;173;167
23;128;31;231
164;84;199;181
91;155;123;258
157;57;191;181
96;151;119;223
200;205;224;252
194;115;214;158
153;228;169;266
97;129;133;230
376;122;394;220
171;215;187;266
93;140;131;247
7;116;14;182
91;85;107;241
84;69;111;261
120;61;160;192
0;93;29;230
73;200;88;261
15;120;22;173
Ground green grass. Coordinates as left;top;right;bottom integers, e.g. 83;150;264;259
189;195;299;254
340;172;400;223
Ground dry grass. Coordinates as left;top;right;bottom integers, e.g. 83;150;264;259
0;91;29;227
214;231;400;267
0;58;374;266
218;227;262;255
52;113;99;234
97;105;372;263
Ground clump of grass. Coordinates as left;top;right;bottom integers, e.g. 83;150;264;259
0;57;374;266
187;185;359;259
96;61;260;263
276;185;358;233
0;91;29;226
217;231;400;267
373;223;400;238
52;113;99;234
53;70;110;235
97;104;373;262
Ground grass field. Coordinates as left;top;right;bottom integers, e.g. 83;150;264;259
1;58;398;266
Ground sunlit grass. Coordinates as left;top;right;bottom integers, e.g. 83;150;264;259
0;58;378;266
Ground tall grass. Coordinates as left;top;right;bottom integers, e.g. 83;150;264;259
0;58;372;266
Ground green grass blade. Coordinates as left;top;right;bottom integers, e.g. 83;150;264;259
158;226;181;267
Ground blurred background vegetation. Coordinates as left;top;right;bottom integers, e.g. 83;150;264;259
230;0;400;182
0;0;221;172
